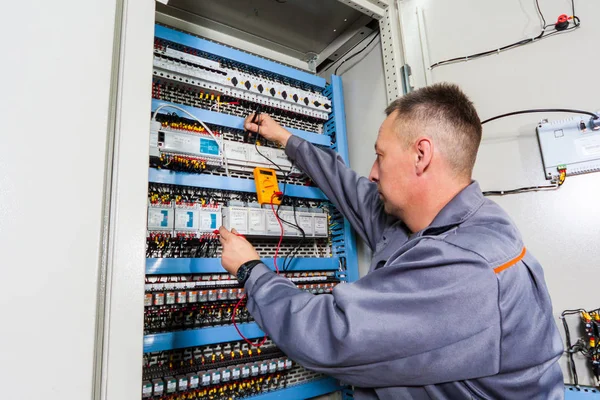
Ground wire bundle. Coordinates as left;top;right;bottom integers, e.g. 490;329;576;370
232;119;309;347
430;0;581;69
561;309;600;386
232;191;285;348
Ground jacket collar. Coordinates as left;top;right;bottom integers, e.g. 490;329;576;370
418;181;485;236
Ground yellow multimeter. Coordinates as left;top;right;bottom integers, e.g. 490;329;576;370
253;167;281;205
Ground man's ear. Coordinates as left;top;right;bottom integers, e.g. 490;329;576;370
415;137;433;176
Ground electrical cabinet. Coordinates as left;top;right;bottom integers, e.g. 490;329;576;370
143;21;359;400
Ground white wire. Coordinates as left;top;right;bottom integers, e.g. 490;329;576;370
152;104;230;176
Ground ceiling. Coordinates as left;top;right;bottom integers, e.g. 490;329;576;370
164;0;374;56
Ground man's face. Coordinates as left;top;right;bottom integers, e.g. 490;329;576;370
368;112;416;218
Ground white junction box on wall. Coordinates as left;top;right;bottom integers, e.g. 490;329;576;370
537;115;600;179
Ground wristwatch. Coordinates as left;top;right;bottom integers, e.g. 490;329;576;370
236;259;263;285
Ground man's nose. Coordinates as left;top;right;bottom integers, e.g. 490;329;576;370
369;162;379;183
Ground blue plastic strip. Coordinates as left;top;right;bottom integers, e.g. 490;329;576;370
144;324;264;353
330;75;360;283
565;386;600;399
249;378;341;400
149;168;327;200
146;257;340;275
155;25;326;89
151;100;330;146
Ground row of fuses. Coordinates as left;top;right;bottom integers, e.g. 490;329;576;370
148;202;329;238
144;271;334;290
154;46;331;120
146;270;334;287
144;282;338;307
142;356;293;398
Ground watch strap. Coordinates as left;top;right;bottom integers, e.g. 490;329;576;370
238;259;263;284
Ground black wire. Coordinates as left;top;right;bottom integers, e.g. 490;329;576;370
282;201;307;271
430;2;580;70
334;32;380;76
562;309;587;316
481;108;598;125
252;122;306;269
535;0;546;28
561;310;584;385
482;185;559;196
254;133;300;232
563;317;578;385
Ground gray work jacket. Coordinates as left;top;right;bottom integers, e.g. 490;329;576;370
245;136;564;399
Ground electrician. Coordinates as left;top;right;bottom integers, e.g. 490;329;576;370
218;83;564;399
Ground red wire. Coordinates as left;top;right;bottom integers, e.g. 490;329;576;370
232;294;268;348
231;191;284;348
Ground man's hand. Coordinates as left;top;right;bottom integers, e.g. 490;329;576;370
244;113;292;147
219;226;260;276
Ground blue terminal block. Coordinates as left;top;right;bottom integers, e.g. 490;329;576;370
330;75;360;283
155;25;326;89
249;378;342;400
151;100;331;146
144;324;265;353
149;168;327;200
147;257;340;275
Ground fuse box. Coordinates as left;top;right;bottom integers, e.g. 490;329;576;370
143;20;357;400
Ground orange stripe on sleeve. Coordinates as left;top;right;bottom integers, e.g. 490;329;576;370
493;247;527;274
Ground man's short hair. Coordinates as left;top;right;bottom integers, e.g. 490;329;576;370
385;83;482;177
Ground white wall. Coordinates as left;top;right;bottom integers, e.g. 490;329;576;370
0;1;117;399
321;39;389;277
0;1;154;399
400;0;600;386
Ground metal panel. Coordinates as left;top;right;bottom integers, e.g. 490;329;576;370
337;0;386;19
156;4;310;71
148;168;327;200
99;0;155;399
380;1;406;100
366;0;389;7
155;25;327;88
151;99;331;146
330;76;360;283
251;378;342;400
144;324;265;352
167;0;366;56
416;7;433;86
317;15;375;66
146;257;340;275
565;386;600;399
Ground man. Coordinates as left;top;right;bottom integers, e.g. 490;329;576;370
218;83;564;399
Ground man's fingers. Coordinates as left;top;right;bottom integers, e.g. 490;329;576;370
244;113;269;133
244;114;259;132
245;123;259;133
219;225;232;240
